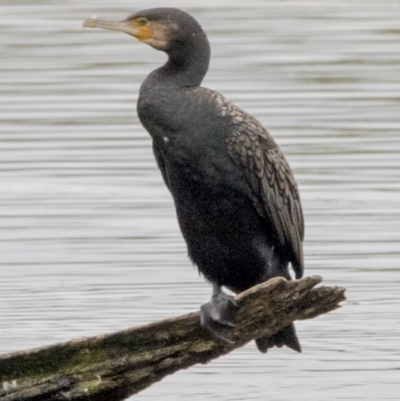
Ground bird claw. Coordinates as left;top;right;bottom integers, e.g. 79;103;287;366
200;292;238;343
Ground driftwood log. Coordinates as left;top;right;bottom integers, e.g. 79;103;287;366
0;275;345;401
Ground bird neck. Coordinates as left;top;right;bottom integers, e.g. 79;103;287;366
161;35;210;87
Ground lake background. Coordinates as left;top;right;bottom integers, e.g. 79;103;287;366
1;0;400;399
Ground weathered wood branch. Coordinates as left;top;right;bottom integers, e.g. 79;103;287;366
0;276;345;401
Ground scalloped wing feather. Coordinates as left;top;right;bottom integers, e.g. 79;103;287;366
220;95;304;278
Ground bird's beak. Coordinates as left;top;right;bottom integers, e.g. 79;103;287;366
83;19;140;37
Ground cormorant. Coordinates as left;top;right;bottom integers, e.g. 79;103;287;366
84;8;304;353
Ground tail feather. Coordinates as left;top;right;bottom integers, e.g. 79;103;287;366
255;323;301;353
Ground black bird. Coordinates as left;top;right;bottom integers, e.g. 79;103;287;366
84;8;304;353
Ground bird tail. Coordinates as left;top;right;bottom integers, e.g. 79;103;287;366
255;323;301;353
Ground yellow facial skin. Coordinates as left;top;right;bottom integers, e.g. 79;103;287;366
129;18;153;41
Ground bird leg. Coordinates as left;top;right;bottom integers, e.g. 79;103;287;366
200;283;238;343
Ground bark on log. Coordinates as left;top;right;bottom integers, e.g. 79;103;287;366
0;276;345;401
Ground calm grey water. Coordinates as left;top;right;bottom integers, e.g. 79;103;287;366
1;0;400;399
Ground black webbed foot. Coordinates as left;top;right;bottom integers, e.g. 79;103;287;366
200;285;238;343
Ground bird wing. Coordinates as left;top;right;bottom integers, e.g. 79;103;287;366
221;98;304;278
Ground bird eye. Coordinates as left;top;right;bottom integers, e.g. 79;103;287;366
137;18;148;26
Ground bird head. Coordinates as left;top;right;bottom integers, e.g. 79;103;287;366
83;8;204;53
